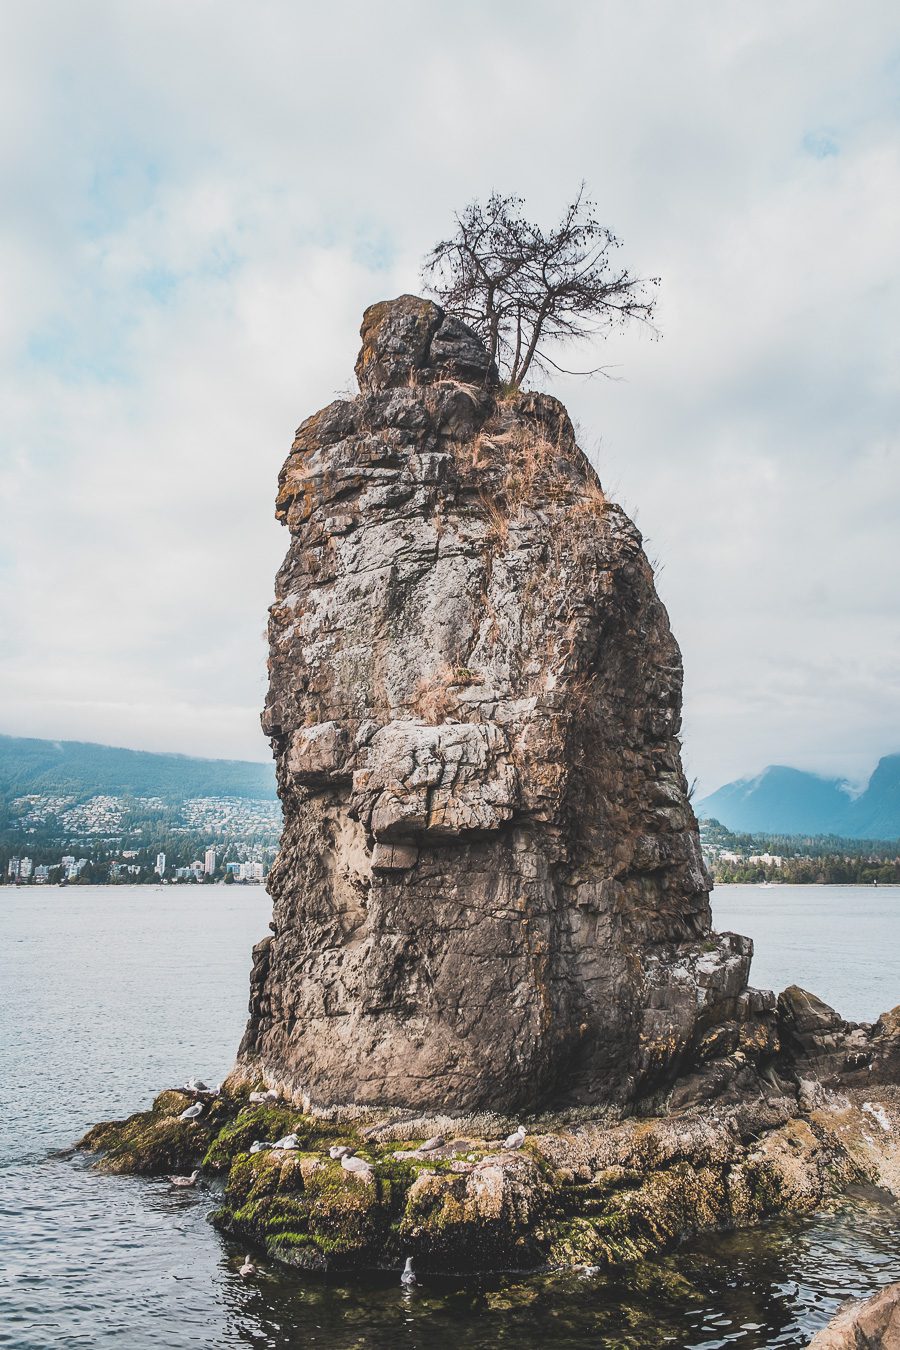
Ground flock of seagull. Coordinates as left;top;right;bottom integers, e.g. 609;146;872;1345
168;1074;528;1286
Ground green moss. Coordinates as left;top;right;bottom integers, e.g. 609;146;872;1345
213;1147;412;1269
78;1090;233;1176
81;1089;873;1275
202;1106;306;1172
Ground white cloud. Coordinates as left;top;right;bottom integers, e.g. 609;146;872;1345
1;0;898;789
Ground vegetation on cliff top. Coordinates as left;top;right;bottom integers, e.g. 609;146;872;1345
423;187;658;389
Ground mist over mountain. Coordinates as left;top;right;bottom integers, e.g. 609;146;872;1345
0;735;276;804
697;755;900;840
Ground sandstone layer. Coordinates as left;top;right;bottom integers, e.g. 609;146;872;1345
236;293;775;1115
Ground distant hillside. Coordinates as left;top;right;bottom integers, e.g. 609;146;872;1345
697;755;900;840
847;755;900;839
0;735;277;803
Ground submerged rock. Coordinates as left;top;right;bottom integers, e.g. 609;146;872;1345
235;292;779;1115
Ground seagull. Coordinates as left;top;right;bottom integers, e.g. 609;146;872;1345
249;1141;274;1154
272;1133;299;1150
184;1078;209;1093
421;1135;445;1152
341;1154;373;1178
179;1103;203;1121
400;1256;417;1287
168;1169;200;1187
248;1087;280;1103
503;1124;526;1150
329;1145;353;1159
239;1254;256;1278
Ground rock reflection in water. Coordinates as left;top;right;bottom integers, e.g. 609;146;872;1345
210;1195;900;1350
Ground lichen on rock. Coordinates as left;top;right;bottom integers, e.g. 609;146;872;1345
77;1081;900;1275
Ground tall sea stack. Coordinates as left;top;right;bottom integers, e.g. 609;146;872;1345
237;295;769;1114
78;295;900;1273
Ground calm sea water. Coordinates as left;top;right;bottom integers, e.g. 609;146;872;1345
1;882;898;1349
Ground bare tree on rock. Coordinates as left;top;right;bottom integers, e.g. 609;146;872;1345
423;186;658;390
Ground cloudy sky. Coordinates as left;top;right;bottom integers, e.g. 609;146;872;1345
2;1;898;793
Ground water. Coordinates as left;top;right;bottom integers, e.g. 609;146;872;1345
712;883;900;1022
1;883;899;1349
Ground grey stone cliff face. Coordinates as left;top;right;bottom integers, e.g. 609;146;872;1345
237;294;772;1114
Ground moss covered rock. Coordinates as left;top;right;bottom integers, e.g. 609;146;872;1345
78;1090;232;1175
77;1084;900;1273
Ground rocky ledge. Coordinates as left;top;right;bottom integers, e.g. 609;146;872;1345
78;990;900;1275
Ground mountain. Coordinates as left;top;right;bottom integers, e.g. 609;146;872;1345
697;755;900;840
845;754;900;839
0;735;276;803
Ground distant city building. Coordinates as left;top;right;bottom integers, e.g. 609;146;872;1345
155;852;166;877
34;864;50;883
190;860;204;877
238;861;265;882
226;862;241;874
7;857;20;879
204;846;217;875
19;857;33;880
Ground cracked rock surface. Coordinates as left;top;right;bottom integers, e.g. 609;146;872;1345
237;294;776;1114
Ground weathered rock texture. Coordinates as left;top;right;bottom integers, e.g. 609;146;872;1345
77;297;900;1279
78;1076;900;1276
236;293;778;1115
809;1280;900;1348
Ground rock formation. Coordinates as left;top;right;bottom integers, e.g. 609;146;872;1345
809;1280;900;1348
235;293;778;1114
78;295;900;1280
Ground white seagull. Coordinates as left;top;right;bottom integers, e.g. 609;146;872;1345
184;1078;209;1093
249;1141;274;1154
421;1135;445;1152
329;1145;353;1159
503;1125;526;1150
400;1256;417;1287
341;1154;373;1178
179;1103;203;1121
168;1169;200;1187
239;1254;256;1278
272;1133;299;1150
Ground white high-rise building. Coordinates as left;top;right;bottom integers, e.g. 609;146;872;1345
204;846;217;875
155;852;166;877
